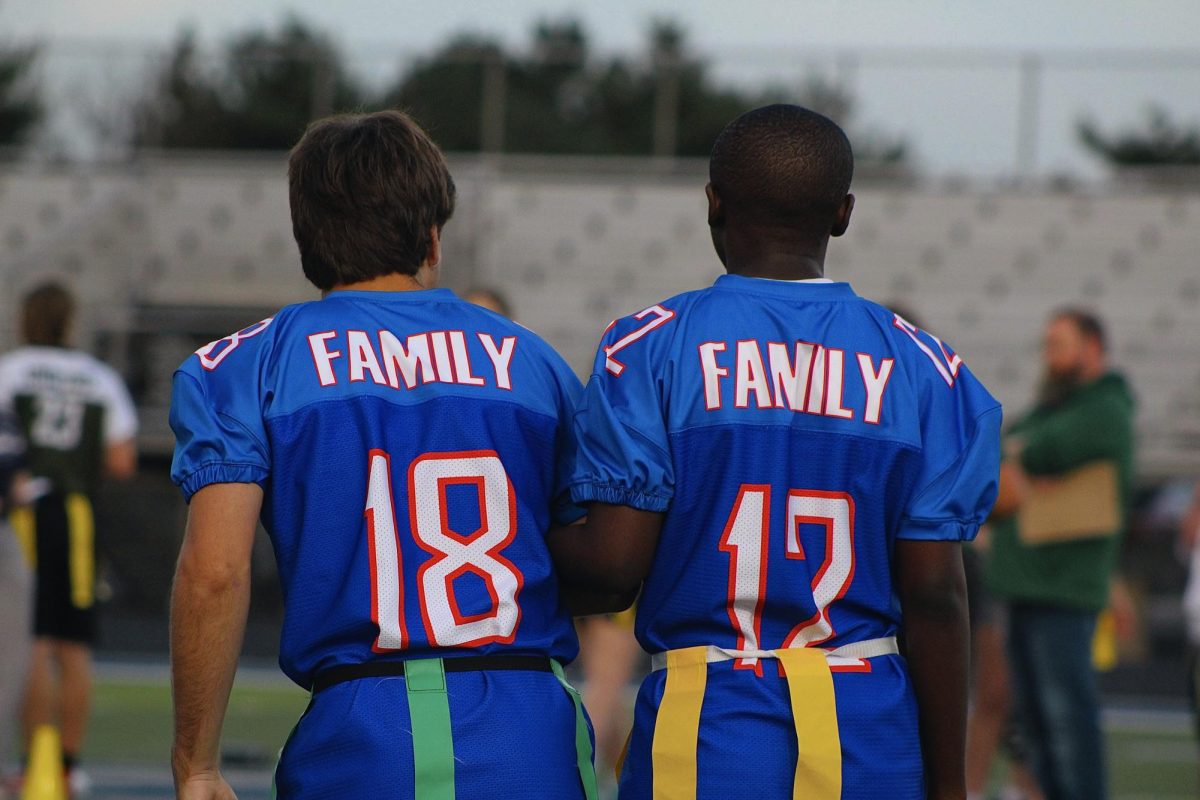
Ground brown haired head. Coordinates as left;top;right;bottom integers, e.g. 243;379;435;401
288;110;457;291
1051;306;1107;352
21;282;75;347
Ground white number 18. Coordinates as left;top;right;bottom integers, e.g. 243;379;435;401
364;449;524;651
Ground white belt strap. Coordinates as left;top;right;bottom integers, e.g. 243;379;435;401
650;636;899;672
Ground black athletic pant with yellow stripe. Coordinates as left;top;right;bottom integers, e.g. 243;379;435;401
11;493;97;644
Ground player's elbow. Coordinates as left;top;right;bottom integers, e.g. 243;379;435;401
105;440;138;481
173;550;250;597
895;541;968;621
562;585;638;616
564;564;642;597
600;568;644;598
899;570;967;622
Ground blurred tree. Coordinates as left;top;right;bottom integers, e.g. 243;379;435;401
1078;107;1200;166
222;18;363;148
0;40;42;146
131;30;229;148
786;75;907;165
382;18;906;163
384;35;504;152
383;19;595;154
581;20;749;157
129;15;906;162
504;19;592;154
132;18;363;150
383;18;759;157
663;23;760;158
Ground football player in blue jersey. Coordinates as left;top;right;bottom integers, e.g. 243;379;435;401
168;111;597;800
550;105;1002;800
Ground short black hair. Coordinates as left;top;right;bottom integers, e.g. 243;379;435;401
288;110;457;290
1052;307;1107;352
709;104;853;233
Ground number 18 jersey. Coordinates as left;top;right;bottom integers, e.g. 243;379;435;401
170;289;584;688
569;275;1001;798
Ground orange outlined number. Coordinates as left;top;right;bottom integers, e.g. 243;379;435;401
365;449;523;651
603;305;676;376
720;486;856;670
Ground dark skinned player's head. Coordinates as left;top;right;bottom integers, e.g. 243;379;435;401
706;104;854;272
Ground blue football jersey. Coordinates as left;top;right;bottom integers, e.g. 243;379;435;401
170;289;584;688
569;274;1001;798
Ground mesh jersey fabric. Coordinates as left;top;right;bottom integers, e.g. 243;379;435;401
569;274;1002;798
169;288;585;687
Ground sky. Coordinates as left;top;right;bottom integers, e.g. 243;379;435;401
4;1;1200;177
7;1;1200;52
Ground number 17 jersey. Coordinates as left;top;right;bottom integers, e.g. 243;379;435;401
569;275;1001;798
169;288;584;689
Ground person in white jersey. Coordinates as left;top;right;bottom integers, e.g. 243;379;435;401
0;282;138;792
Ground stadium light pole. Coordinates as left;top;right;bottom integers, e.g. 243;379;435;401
652;52;680;158
1015;53;1042;180
481;51;507;154
306;42;336;122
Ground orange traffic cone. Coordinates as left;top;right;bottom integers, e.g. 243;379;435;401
20;725;66;800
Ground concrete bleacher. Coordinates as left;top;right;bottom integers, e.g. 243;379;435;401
1;155;1196;476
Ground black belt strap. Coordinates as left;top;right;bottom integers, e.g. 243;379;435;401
311;654;553;693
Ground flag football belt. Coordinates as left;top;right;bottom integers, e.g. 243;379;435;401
644;636;899;800
311;655;597;800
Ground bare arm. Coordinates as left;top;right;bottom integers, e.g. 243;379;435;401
170;483;261;799
988;461;1026;519
1;470;30;514
105;438;138;480
559;584;639;617
548;503;665;599
895;539;969;800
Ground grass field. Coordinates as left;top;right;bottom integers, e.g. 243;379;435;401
87;671;308;767
84;669;1199;799
1105;729;1197;799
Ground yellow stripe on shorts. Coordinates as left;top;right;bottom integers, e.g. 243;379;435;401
651;647;842;800
651;646;709;799
9;505;36;569
615;728;631;781
65;493;95;609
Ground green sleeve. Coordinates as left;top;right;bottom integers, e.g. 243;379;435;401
1019;395;1131;475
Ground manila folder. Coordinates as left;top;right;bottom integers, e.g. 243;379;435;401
1018;460;1120;546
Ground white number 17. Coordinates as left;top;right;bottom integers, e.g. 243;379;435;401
719;485;855;670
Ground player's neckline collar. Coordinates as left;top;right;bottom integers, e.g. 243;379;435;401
713;274;857;299
324;288;459;302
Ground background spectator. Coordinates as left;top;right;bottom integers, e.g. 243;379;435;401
0;283;138;793
987;308;1136;800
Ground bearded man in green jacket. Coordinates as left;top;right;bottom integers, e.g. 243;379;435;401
987;308;1135;800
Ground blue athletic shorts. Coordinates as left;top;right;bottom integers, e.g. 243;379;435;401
616;656;924;799
275;668;592;799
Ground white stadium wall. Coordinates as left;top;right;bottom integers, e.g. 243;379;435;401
1;155;1197;477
